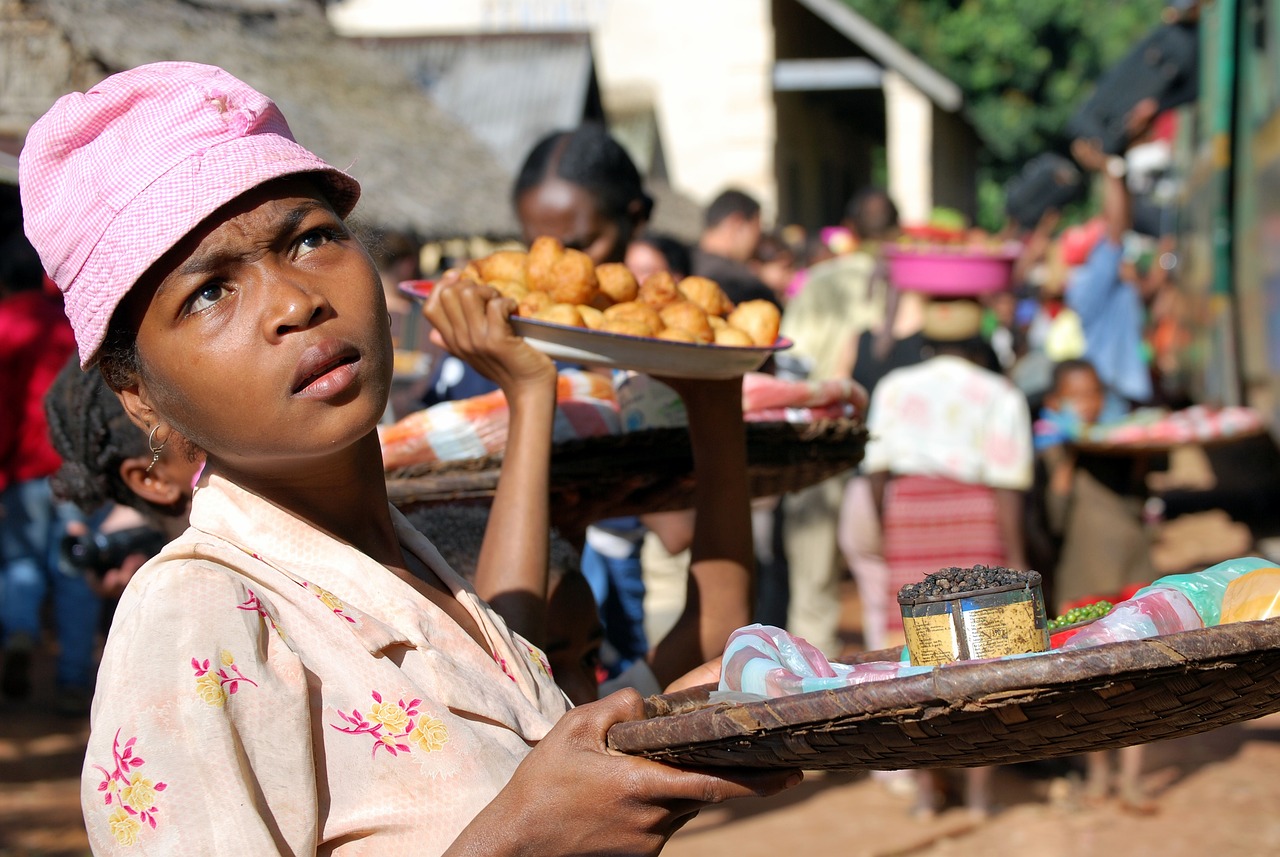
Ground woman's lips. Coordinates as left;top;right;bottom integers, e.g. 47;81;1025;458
291;340;361;399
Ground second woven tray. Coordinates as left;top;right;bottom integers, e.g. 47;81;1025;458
386;419;867;515
606;617;1280;770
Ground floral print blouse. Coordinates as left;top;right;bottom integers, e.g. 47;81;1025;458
82;475;570;855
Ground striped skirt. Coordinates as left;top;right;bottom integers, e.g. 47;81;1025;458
882;475;1006;630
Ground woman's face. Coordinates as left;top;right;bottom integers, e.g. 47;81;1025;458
516;177;626;265
119;178;391;476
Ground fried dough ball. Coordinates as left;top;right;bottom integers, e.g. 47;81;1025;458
578;305;605;329
517;290;554;317
588;291;616;311
677;275;734;317
533;303;587;328
474;250;528;287
638;271;680;310
659;301;714;343
657;328;702;343
603;301;664;337
489;280;529;302
601;319;655;338
707;315;728;331
527;236;599;306
714;327;756;347
459;262;483;283
727;300;782;347
595;263;639;304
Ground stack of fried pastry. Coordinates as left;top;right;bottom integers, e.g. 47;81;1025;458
458;237;781;347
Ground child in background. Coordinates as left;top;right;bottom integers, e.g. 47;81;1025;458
44;354;204;594
1035;359;1156;610
1034;358;1155;811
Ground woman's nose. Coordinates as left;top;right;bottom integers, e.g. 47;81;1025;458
264;274;330;339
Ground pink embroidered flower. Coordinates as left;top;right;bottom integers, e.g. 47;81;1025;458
302;581;359;624
236;588;286;639
495;654;517;682
331;691;447;759
191;652;258;707
92;731;168;841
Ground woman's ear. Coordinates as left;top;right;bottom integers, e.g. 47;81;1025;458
114;381;158;435
119;454;183;509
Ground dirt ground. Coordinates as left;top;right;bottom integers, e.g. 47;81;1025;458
5;580;1280;856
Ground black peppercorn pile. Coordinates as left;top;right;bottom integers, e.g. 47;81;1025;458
898;564;1039;602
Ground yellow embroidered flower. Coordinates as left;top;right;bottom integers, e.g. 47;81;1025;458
108;807;142;846
220;650;235;666
409;715;449;753
196;671;227;707
120;772;158;812
368;700;410;732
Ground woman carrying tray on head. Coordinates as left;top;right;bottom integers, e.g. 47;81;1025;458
23;62;795;855
862;296;1034;816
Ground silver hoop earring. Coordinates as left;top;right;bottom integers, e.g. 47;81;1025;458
145;425;167;475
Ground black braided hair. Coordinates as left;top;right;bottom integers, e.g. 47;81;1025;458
514;124;654;227
44;351;170;519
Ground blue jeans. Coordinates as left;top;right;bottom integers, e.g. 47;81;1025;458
580;540;647;676
0;477;101;690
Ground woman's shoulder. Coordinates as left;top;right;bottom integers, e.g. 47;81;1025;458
113;530;284;630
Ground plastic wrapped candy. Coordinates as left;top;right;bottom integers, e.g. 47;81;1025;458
1060;557;1274;650
1220;566;1280;623
718;624;930;699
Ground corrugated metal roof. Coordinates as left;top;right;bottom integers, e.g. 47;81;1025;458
354;32;602;174
17;0;522;239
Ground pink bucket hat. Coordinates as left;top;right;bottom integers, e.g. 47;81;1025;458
19;61;361;367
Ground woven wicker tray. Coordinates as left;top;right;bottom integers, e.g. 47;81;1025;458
606;617;1280;770
386;419;867;516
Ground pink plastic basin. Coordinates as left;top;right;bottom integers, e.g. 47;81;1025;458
883;243;1021;295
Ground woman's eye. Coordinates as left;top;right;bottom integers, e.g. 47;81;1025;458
187;283;228;314
296;228;341;257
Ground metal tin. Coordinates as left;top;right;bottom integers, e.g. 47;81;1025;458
898;573;1050;666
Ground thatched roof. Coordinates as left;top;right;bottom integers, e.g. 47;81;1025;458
21;0;520;239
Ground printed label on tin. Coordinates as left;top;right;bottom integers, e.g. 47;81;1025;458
902;613;960;666
959;600;1046;658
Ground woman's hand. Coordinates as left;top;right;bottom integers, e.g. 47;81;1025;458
448;690;800;856
665;657;722;694
424;271;556;398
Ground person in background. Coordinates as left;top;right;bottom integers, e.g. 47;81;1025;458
750;231;798;306
1031;357;1154;812
831;283;929;654
44;352;204;600
625;230;691;282
1034;358;1156;613
1067;99;1163;415
776;187;901;659
863;297;1032;817
0;229;97;714
691;188;778;307
508;123;657;677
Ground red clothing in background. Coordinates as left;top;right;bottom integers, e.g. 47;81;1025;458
0;290;76;492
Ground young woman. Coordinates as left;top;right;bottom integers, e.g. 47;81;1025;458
21;62;794;855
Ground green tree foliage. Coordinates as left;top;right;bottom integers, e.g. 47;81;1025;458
844;0;1167;203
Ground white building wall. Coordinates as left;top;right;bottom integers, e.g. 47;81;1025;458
883;69;932;226
328;0;778;216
